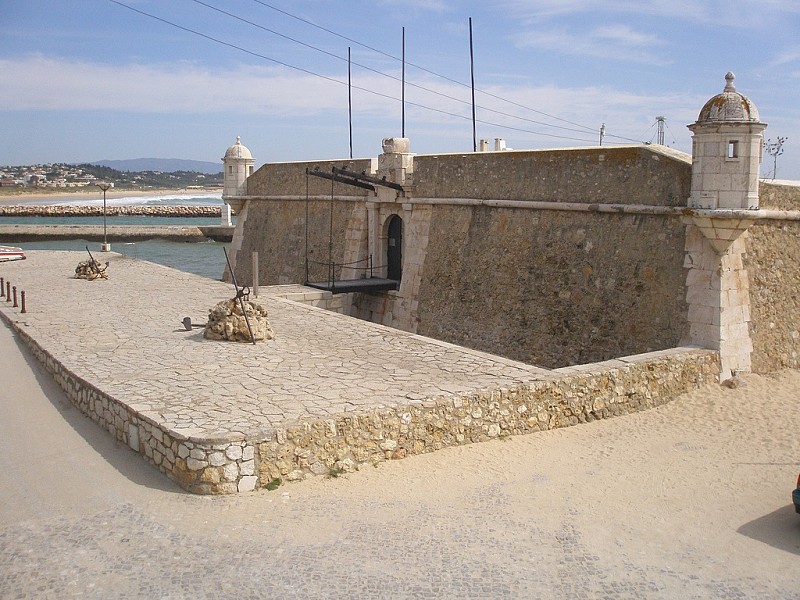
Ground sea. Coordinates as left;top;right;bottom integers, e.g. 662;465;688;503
2;192;231;280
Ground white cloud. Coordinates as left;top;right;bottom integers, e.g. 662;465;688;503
512;25;671;66
768;46;800;68
499;0;799;27
0;55;401;115
499;0;704;23
3;54;789;160
377;0;449;10
592;24;661;47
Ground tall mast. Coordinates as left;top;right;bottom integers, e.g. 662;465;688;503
469;17;477;152
401;27;405;138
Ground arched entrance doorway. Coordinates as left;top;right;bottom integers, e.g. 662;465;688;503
387;215;403;281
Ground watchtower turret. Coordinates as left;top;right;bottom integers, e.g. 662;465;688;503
687;72;766;209
222;136;254;200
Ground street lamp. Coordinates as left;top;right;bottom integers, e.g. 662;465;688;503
96;181;113;252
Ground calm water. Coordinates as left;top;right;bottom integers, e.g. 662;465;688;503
5;194;231;280
17;238;230;281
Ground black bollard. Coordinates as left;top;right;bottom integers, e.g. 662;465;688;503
20;290;26;314
12;286;17;308
5;281;9;302
0;277;4;298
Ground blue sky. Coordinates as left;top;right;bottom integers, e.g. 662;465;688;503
2;0;799;179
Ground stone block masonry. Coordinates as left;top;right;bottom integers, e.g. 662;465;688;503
259;348;718;483
6;324;260;494
8;313;718;491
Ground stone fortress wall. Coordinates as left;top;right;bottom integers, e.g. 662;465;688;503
230;144;800;376
746;179;800;372
234;147;687;367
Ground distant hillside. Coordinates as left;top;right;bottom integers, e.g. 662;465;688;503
91;158;222;174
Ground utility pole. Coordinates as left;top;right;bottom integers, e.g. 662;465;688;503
599;123;605;146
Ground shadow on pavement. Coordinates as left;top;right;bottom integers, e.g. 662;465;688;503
737;504;800;555
7;323;184;495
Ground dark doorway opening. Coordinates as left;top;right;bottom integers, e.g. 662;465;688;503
387;215;403;281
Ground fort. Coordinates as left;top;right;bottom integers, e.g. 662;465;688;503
0;73;797;494
226;73;800;380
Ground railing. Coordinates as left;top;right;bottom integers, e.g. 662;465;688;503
305;254;392;290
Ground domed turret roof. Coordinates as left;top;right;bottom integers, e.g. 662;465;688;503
696;72;761;123
224;136;253;160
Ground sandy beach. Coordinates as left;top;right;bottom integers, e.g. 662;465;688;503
0;305;798;596
0;187;221;206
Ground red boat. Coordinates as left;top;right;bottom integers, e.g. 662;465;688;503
0;246;26;262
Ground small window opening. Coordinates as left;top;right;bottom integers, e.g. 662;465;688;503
727;141;739;159
248;166;254;176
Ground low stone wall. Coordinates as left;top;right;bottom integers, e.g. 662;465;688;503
0;205;223;217
264;284;349;313
3;295;717;494
257;348;719;485
2;316;259;495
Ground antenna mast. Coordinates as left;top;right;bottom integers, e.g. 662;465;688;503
656;116;665;145
469;17;477;152
348;47;353;159
401;27;405;138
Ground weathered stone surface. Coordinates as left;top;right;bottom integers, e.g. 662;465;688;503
74;259;108;280
418;207;689;368
257;350;718;488
746;220;800;372
758;181;800;210
204;298;274;343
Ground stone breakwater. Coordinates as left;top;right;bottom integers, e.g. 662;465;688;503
0;205;223;217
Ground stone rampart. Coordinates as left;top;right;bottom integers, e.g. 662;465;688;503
257;348;718;484
745;219;800;372
417;205;690;368
236;158;374;286
758;180;800;210
409;145;691;205
234;146;695;369
247;158;374;198
235;197;361;286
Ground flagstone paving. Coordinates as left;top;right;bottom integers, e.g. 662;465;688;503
0;250;552;441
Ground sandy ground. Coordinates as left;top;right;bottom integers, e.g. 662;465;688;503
0;318;798;597
0;188;220;206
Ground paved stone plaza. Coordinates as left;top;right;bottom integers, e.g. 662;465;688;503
1;251;552;432
0;251;717;494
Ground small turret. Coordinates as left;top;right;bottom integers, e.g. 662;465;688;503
222;136;254;200
687;72;766;210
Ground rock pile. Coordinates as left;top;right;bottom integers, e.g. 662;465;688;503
204;298;274;343
75;259;109;280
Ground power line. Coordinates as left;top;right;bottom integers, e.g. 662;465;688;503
190;0;601;137
247;0;602;134
107;0;635;145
